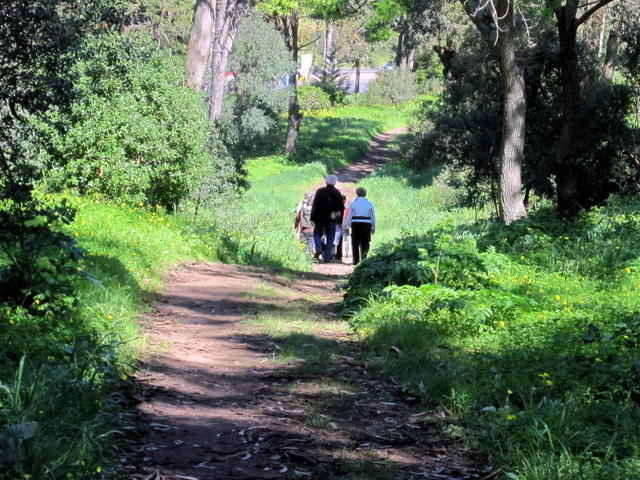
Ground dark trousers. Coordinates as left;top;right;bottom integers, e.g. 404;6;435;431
351;222;372;265
314;222;336;261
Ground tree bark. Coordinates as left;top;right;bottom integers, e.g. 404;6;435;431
598;7;608;57
186;0;214;90
457;0;527;223
284;14;302;154
554;2;581;216
552;0;618;216
433;45;457;79
395;30;404;68
354;58;361;94
323;20;335;70
603;31;619;80
186;0;245;121
497;0;527;224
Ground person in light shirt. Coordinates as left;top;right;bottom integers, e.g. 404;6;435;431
343;187;376;265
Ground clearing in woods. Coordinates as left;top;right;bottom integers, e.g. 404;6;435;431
118;129;490;480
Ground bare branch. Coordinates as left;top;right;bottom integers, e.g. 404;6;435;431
577;0;618;26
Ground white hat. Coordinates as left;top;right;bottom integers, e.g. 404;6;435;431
326;174;337;185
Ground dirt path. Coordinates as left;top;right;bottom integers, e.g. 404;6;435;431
117;130;489;480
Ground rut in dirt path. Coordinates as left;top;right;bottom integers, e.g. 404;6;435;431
118;129;489;480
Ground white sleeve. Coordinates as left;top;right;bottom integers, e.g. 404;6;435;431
370;203;376;228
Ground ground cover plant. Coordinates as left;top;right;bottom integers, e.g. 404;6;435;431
0;195;214;478
346;194;640;479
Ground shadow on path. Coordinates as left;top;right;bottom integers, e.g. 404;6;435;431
118;263;487;480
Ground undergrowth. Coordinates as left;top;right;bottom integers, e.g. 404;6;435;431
0;195;213;479
346;195;640;479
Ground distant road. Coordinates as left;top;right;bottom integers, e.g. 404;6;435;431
307;68;381;93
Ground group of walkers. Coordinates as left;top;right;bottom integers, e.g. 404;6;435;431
294;174;376;265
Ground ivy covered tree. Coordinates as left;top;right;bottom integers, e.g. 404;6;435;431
411;0;639;218
260;0;354;154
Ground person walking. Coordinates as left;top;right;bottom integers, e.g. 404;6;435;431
311;175;344;262
343;187;375;265
334;194;347;262
294;192;316;256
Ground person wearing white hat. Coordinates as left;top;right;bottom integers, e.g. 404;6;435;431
343;187;375;265
310;175;344;262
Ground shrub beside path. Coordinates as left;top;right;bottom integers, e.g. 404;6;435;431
118;129;489;479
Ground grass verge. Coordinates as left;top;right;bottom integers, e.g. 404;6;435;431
346;191;640;479
0;196;214;479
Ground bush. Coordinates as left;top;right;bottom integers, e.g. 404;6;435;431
364;70;419;105
0;194;85;358
221;13;293;156
0;194;216;478
313;77;348;106
298;85;333;111
39;32;222;210
343;230;493;312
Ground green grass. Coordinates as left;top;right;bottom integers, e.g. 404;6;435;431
0;196;215;479
346;192;640;479
357;137;480;249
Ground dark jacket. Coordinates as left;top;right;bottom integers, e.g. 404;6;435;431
311;185;344;224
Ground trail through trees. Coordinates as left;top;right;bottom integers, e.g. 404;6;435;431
117;129;489;480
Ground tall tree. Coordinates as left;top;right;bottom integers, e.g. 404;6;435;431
459;0;528;223
367;0;436;71
546;0;619;216
335;17;373;93
262;5;303;153
186;0;248;121
261;0;349;154
124;0;194;52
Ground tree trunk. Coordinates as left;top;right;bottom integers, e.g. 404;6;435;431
603;31;619;80
186;0;214;90
433;45;457;79
497;0;527;224
208;0;235;121
554;2;581;217
323;20;334;70
395;30;404;68
354;58;361;94
598;7;608;57
407;47;416;71
187;0;245;121
457;0;527;223
285;14;302;154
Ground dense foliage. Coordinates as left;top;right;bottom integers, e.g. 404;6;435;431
408;6;640;215
365;70;420;105
298;85;334;111
39;33;221;211
347;195;640;479
221;13;293;155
